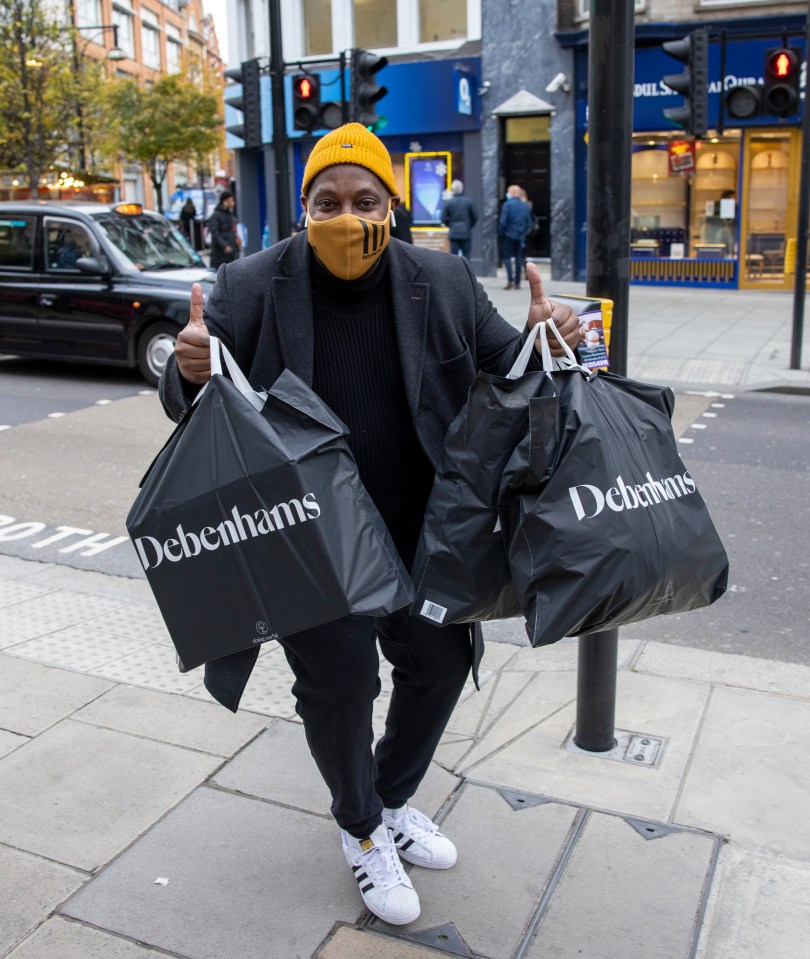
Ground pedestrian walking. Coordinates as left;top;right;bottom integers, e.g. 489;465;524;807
179;198;197;244
160;123;580;927
207;190;241;269
499;184;532;289
441;179;478;258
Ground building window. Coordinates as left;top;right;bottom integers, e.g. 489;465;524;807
303;0;333;56
166;30;182;73
75;0;102;29
355;0;397;49
419;0;466;43
112;7;135;59
141;9;161;70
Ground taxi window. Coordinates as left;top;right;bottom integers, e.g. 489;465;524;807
44;219;98;273
0;216;36;270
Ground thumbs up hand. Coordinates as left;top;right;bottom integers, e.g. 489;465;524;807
175;283;211;385
525;262;582;356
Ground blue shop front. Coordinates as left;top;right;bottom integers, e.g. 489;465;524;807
566;17;805;289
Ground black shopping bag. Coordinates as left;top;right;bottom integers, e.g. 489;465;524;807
126;338;413;671
412;326;562;626
499;323;729;647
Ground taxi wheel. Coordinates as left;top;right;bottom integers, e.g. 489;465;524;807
137;321;178;387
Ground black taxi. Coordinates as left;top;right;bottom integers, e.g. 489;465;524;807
0;201;217;386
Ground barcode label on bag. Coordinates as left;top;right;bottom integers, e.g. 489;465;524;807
421;600;448;624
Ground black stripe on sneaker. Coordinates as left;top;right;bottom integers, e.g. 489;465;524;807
401;838;415;850
355;872;368;883
393;832;404;843
361;882;374;892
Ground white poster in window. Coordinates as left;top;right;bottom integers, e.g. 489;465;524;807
719;198;736;219
705;201;715;216
670;243;685;259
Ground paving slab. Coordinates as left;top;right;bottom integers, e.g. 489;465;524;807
212;719;460;822
0;576;56;608
0;719;220;870
466;671;709;821
6;917;170;959
636;641;810;700
63;786;363;959
0;728;28;758
698;847;810;959
317;926;448;958
8;624;158;672
71;683;270;757
457;671;577;773
500;638;641;672
526;813;718;959
676;686;810;858
0;844;86;956
374;783;580;959
0;589;128;648
0;654;112;736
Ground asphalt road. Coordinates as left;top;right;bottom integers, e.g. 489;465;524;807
0;365;807;664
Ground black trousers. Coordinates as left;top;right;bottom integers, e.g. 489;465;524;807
277;607;472;838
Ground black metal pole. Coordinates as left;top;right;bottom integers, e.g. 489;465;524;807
575;0;635;752
790;3;810;370
268;0;291;239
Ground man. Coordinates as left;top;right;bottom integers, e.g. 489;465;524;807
441;179;478;258
206;190;241;269
499;184;532;290
160;124;579;927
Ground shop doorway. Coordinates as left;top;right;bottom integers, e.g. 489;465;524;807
739;129;801;290
505;137;551;259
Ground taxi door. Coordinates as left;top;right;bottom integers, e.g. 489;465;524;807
0;214;41;351
37;217;128;361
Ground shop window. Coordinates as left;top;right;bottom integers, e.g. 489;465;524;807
303;0;333;55
355;0;397;49
631;143;687;255
693;143;739;256
419;0;467;43
745;135;791;277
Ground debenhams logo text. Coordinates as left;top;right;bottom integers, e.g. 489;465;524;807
569;471;696;521
134;494;321;571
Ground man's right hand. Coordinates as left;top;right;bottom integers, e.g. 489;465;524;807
175;283;211;385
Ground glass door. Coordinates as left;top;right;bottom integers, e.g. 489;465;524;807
739;129;801;290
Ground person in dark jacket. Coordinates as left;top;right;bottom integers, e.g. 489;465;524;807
161;124;579;928
207;190;241;269
179;198;197;243
441;179;478;258
499;184;533;289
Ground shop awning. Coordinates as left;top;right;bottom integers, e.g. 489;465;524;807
491;89;555;117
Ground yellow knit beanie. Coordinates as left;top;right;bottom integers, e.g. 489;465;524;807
301;123;398;197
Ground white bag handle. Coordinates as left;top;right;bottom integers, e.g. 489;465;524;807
207;336;265;412
506;318;586;379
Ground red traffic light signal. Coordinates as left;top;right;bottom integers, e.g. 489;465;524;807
763;47;800;117
292;73;321;131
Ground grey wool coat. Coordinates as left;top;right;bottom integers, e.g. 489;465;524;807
159;231;534;711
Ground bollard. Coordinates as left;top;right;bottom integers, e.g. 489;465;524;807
574;630;619;752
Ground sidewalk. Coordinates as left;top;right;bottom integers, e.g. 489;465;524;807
1;275;809;958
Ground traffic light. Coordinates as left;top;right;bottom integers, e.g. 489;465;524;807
725;83;761;120
661;29;709;137
763;47;800;117
292;73;321;131
350;48;388;130
224;59;262;149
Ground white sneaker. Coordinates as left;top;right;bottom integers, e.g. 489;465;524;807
383;805;458;870
342;823;421;925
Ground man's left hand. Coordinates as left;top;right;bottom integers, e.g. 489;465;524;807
525;261;581;356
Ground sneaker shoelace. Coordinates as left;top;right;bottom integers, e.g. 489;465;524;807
351;838;409;892
390;807;440;844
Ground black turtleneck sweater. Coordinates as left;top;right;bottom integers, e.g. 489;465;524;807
310;250;434;561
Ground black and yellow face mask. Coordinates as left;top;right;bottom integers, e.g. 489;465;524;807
306;205;392;281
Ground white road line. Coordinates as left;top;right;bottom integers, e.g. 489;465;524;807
690;423;708;429
138;390;155;396
0;425;10;431
47;412;66;418
701;412;718;418
711;402;725;408
95;399;112;405
721;393;735;399
678;437;695;444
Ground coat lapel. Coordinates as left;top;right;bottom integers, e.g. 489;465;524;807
388;243;429;419
273;234;315;385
